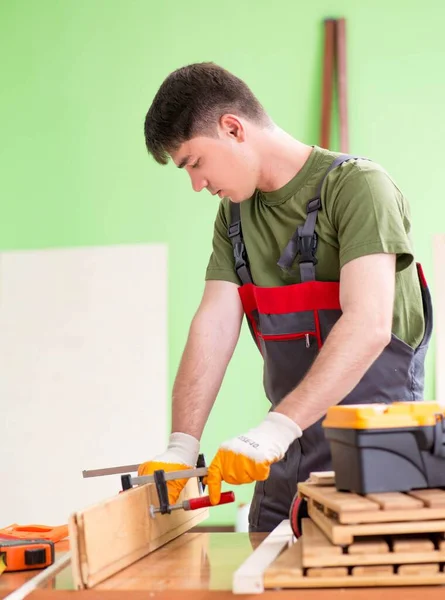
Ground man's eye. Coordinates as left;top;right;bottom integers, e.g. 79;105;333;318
192;161;200;169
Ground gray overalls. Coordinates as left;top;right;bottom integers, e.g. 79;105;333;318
227;155;433;532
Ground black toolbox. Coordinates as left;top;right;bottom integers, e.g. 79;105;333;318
322;401;445;494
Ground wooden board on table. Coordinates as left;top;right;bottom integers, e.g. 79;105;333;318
69;477;208;589
298;480;445;524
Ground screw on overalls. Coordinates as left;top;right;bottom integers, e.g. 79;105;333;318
227;155;433;532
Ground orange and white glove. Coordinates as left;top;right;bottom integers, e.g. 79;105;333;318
138;432;200;505
206;412;302;505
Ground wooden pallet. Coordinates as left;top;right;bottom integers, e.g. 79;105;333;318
264;530;445;589
234;520;445;591
308;500;445;545
300;518;445;568
298;479;445;525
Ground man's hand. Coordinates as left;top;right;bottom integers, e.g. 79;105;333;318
138;432;200;504
205;413;302;505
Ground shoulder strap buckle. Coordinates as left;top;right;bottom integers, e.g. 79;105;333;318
228;222;241;238
297;230;318;266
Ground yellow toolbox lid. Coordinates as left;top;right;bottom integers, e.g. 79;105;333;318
322;401;445;430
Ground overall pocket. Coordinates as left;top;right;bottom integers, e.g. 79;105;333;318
259;333;319;405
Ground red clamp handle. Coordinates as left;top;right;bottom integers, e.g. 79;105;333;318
186;491;235;510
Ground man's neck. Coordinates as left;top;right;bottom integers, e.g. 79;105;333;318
256;128;313;193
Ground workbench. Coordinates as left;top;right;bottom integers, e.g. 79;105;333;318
1;532;444;600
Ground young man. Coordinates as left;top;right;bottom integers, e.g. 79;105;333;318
139;62;432;532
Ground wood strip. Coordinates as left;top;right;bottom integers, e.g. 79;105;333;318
408;489;445;507
398;563;439;576
232;520;294;594
306;566;348;578
332;506;445;525
298;482;381;513
69;477;208;589
392;536;435;553
348;537;389;555
308;500;445;546
335;17;349;152
352;565;394;577
366;492;424;510
320;19;335;149
308;471;335;486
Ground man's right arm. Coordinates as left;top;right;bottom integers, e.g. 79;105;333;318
171;279;244;439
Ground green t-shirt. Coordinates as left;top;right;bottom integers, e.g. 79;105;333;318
205;145;425;349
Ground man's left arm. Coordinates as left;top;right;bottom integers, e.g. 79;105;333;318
274;251;395;428
205;253;396;504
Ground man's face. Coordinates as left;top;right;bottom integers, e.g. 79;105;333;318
170;121;259;203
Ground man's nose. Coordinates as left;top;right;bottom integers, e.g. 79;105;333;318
191;174;208;193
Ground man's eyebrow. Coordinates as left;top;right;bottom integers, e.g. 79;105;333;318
177;155;191;169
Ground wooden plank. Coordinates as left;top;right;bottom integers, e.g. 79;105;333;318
366;492;424;511
348;537;389;555
308;471;335;486
68;477;208;589
392;536;435;553
306;566;348;578
331;506;445;525
333;506;445;525
352;565;394;577
232;520;294;594
408;489;445;508
298;482;381;513
308;500;445;546
398;564;439;576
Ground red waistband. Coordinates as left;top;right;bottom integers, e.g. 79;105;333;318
238;281;341;314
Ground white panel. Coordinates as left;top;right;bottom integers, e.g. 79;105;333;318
434;234;445;405
0;244;168;525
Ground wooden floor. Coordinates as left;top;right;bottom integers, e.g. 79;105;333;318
1;532;445;599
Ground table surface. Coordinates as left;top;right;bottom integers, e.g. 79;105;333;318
1;532;445;599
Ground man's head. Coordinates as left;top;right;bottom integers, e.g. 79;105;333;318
144;62;273;202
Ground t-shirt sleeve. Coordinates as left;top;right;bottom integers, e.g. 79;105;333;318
324;163;414;272
205;200;241;285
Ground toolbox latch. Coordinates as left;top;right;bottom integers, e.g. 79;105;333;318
433;414;445;458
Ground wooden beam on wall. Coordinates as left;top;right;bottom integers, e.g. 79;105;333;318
434;234;445;404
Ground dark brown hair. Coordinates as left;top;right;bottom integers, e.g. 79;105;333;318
144;62;270;165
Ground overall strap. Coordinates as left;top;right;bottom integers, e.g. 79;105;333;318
228;201;253;285
277;154;366;282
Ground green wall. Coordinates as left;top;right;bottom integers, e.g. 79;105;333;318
1;0;443;525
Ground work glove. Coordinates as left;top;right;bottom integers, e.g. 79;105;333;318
206;412;302;505
138;432;200;504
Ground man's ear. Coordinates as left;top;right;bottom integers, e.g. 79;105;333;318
218;114;246;142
